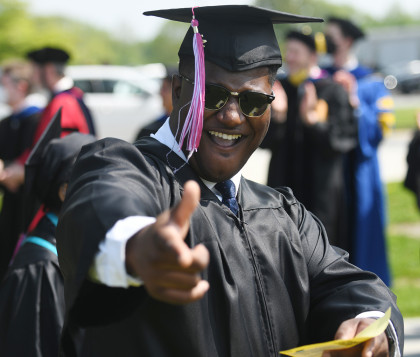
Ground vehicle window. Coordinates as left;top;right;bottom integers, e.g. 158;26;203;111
112;80;145;95
74;79;94;93
74;78;148;95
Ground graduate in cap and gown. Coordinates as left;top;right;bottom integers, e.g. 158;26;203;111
324;17;395;286
0;110;95;357
57;5;403;357
261;30;358;251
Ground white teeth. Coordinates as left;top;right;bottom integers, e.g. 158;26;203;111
209;131;242;140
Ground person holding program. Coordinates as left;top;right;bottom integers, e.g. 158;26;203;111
57;5;403;357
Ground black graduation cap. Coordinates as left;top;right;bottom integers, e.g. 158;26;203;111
327;17;365;41
24;108;96;229
26;46;70;64
144;5;323;72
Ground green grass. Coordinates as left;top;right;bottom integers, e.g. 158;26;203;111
386;182;420;224
395;107;418;130
388;233;420;318
386;182;420;317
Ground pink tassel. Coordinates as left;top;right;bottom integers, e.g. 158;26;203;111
178;6;205;161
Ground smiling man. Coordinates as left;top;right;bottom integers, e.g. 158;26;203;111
57;5;403;357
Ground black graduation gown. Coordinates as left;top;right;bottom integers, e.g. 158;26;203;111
0;108;41;281
0;214;65;357
57;136;402;357
404;129;420;209
261;77;358;251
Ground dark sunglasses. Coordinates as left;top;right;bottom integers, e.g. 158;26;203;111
180;75;275;118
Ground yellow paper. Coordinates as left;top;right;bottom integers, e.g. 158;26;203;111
280;307;391;357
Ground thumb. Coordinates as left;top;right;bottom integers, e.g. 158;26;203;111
171;180;201;238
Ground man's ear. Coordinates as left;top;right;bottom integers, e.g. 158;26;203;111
172;74;183;104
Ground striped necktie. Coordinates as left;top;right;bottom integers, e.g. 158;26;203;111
215;180;239;216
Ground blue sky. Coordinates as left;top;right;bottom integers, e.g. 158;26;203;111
26;0;419;41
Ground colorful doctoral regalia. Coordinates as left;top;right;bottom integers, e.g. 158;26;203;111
15;86;96;166
326;63;394;286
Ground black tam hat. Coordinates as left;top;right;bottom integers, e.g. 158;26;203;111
144;5;323;72
327;17;365;41
26;46;70;64
286;30;316;52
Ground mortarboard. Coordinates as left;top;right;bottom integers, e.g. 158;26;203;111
26;47;70;64
327;17;365;41
24;108;95;228
144;5;323;158
144;5;323;72
24;108;62;229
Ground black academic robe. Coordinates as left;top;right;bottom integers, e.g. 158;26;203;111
0;108;41;281
404;129;420;210
57;136;402;357
261;77;358;251
0;215;65;357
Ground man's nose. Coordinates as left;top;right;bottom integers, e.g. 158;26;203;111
217;97;244;125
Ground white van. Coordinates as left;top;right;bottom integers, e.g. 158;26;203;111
66;65;163;142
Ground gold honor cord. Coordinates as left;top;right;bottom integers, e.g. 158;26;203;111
280;307;391;357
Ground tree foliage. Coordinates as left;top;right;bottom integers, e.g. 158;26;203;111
0;0;144;65
0;0;418;66
258;0;419;31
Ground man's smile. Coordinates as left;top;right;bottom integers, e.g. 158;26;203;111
207;130;243;147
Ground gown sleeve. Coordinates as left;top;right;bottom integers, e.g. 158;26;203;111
56;137;173;325
280;187;404;349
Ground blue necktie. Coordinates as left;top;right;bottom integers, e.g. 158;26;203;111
215;180;239;216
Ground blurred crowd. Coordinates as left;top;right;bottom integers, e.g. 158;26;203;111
0;13;417;357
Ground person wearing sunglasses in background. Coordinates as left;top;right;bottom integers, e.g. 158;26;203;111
260;30;358;253
57;5;403;357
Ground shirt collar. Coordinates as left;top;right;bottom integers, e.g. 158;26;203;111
151;118;241;196
53;76;74;93
343;54;359;72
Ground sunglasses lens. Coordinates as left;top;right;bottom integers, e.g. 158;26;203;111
205;84;230;110
240;92;270;117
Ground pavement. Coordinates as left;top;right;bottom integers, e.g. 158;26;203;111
405;318;420;356
242;128;420;356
